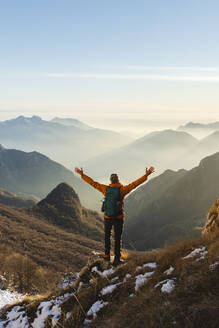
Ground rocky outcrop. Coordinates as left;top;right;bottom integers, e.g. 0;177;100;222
32;183;104;240
203;199;219;235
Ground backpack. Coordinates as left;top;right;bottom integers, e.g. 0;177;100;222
102;187;122;217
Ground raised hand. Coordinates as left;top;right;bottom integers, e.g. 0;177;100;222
146;167;155;176
75;167;84;176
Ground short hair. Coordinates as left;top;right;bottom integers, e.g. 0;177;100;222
110;173;119;184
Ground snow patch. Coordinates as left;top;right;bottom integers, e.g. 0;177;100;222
91;266;115;278
161;280;175;293
164;266;174;275
135;271;154;291
183;247;207;260
111;276;119;282
87;300;108;317
209;261;219;271
0;306;28;328
32;293;71;328
123;273;132;283
100;283;119;296
136;262;157;272
155;279;176;293
0;289;24;309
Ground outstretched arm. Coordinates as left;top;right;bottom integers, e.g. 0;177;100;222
75;167;107;195
122;167;155;196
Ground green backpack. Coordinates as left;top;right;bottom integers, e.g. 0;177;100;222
102;187;122;217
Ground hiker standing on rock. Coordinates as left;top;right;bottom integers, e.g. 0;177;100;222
75;167;155;266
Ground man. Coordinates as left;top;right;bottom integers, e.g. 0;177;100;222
75;167;155;266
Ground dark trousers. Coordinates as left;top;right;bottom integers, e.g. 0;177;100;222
104;218;124;260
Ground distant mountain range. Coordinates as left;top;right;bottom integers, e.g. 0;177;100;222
51;117;93;130
0;116;132;168
178;121;219;138
124;151;219;250
0;145;102;210
85;127;219;182
84;129;198;182
0;184;104;272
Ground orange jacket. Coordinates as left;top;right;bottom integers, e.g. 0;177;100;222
82;173;148;219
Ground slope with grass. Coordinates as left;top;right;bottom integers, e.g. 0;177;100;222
1;204;218;328
0;184;104;273
124;152;219;250
0;145;102;210
31;183;104;241
0;189;36;208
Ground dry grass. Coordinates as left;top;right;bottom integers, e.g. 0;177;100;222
0;204;103;274
61;232;219;328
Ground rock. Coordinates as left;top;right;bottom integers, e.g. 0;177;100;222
203;199;219;235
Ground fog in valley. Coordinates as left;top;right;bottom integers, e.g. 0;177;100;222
0;114;218;208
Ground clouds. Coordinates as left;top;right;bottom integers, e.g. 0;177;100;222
2;70;219;83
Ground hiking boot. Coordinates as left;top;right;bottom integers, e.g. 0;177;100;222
112;259;122;267
102;254;110;262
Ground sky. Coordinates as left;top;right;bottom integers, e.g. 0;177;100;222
0;0;219;133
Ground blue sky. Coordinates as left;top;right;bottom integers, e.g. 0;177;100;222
0;0;219;132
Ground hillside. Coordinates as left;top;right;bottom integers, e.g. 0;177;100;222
0;184;104;273
84;129;198;182
0;115;132;167
31;183;104;241
124;152;219;250
0;208;218;328
0;189;36;208
0;146;102;210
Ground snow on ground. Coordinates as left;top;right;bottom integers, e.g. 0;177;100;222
164;266;174;275
161;280;175;293
0;292;72;328
0;306;28;328
209;261;219;271
84;300;108;325
183;247;208;260
123;273;131;283
100;283;120;296
136;262;157;272
0;289;24;309
32;293;71;328
91;266;115;277
111;276;119;282
135;271;154;291
155;279;176;293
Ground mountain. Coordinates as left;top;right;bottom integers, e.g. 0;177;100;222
0;115;132;168
51;117;93;130
0;189;36;208
1;214;218;327
0;146;102;210
178;121;219;138
0;184;104;273
32;183;103;240
124;152;219;250
85;129;198;182
178;130;219;169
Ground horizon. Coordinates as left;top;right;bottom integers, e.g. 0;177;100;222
0;113;218;136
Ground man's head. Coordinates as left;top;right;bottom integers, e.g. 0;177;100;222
110;173;119;184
